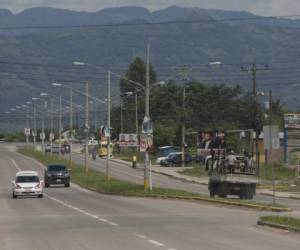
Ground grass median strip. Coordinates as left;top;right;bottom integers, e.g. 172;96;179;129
18;147;291;212
258;216;300;233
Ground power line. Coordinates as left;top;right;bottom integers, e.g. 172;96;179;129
0;14;300;30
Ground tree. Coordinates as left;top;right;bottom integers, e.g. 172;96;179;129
119;57;157;134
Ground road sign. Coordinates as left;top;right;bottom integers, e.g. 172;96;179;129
263;125;279;150
40;132;45;140
139;134;153;152
24;128;31;136
49;133;54;141
272;137;280;150
142;116;153;134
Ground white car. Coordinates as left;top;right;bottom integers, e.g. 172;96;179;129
12;171;43;198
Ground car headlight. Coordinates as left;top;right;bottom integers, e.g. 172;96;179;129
64;172;69;177
47;173;52;177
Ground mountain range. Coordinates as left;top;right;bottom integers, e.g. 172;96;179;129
1;5;300;130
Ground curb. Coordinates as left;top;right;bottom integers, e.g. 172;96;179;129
257;220;300;233
257;191;300;200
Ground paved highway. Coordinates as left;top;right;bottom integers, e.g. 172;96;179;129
1;144;300;249
70;151;300;212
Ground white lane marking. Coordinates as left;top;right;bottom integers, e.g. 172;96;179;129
136;235;147;239
148;240;166;247
109;222;119;226
44;194;119;228
9;158;21;171
98;218;108;223
168;248;177;250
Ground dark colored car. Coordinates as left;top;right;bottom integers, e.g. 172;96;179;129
45;144;51;153
160;153;193;167
44;164;70;187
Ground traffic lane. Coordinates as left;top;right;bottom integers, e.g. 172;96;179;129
0;150;175;250
71;153;300;211
71;152;209;192
10;149;300;250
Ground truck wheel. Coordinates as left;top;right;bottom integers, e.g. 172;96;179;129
45;183;50;188
12;192;17;199
219;194;227;198
65;183;70;187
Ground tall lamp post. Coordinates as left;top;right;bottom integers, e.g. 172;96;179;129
52;83;73;166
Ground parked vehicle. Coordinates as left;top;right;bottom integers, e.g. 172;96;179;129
155;146;180;164
12;171;43;198
45;144;51;153
160;152;192;167
51;144;60;154
44;164;70;187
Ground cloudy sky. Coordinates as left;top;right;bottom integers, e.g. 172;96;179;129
1;0;299;16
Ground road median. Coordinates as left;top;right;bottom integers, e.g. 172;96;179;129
18;147;291;212
258;216;300;233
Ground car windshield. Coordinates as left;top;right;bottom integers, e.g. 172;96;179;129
16;175;39;183
48;165;66;171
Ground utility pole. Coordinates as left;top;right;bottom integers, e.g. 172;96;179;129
26;106;29;145
182;86;186;168
144;44;151;190
241;63;269;174
106;71;111;180
33;103;36;149
269;90;276;204
59;95;62;158
41;101;45;154
85;82;89;173
135;93;139;152
252;63;259;174
50;99;54;155
69;87;73;167
120;98;124;133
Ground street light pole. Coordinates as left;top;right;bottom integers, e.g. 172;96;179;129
135;92;139;152
70;87;73;166
59;95;62;158
33;103;36;149
106;71;111;180
182;86;186;168
144;44;150;190
50;99;54;155
85;82;89;173
41;100;45;154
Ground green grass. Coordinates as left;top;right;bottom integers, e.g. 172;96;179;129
259;164;297;181
180;165;208;178
260;216;300;230
17;147;289;210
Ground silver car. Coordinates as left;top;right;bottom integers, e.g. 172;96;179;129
12;171;43;198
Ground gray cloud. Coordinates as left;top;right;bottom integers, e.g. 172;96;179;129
1;0;300;16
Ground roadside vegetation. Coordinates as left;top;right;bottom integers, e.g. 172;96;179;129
18;147;289;211
260;216;300;232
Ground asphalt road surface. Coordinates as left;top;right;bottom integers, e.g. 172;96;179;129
70;151;300;212
0;144;300;250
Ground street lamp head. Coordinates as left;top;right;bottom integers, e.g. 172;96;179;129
209;61;222;65
32;97;39;101
22;105;27;108
5;111;10;114
40;93;48;96
26;101;32;105
73;61;86;66
52;82;62;87
16;106;21;109
11;108;15;111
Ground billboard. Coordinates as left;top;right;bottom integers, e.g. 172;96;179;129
197;132;226;158
119;133;138;147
